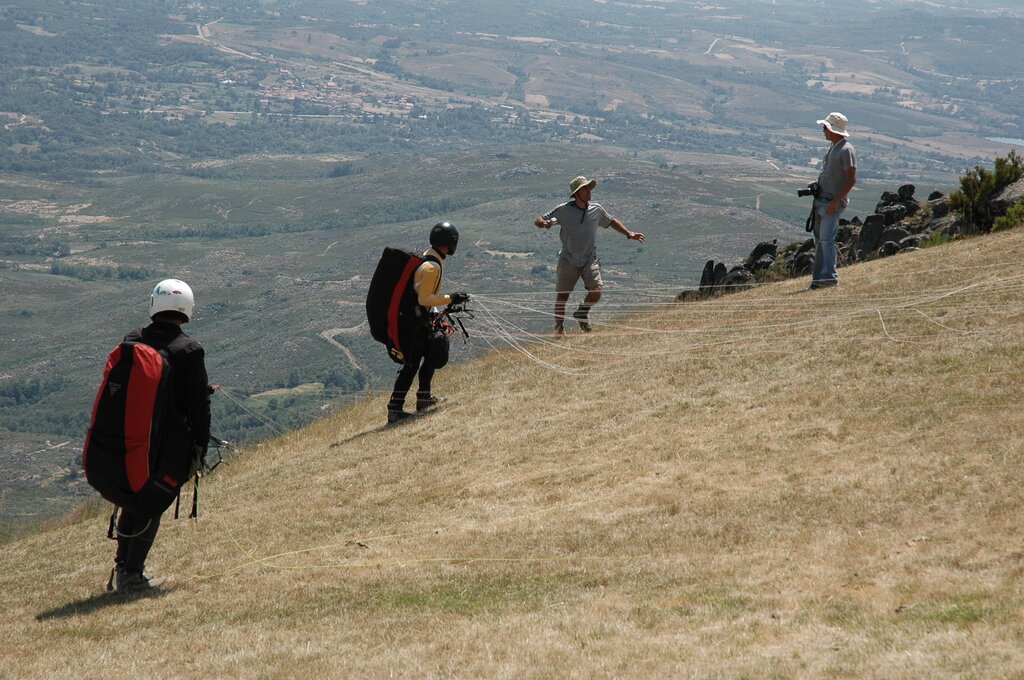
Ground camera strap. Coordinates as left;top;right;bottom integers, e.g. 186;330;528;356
805;203;818;233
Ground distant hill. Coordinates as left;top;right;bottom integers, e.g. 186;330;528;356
1;0;1022;179
2;226;1023;676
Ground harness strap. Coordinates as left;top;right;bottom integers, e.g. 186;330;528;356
107;506;119;540
190;473;199;520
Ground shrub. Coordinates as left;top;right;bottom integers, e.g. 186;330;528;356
949;151;1024;231
993;199;1024;232
919;231;952;249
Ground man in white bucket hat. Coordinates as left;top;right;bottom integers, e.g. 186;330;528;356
534;175;645;334
807;112;857;289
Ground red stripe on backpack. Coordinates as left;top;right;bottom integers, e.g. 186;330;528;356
387;256;423;358
124;344;164;492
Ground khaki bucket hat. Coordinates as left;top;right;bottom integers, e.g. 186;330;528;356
569;175;597;196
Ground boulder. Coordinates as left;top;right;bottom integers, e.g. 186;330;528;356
879;241;901;257
898;184;916;200
880;204;908;225
837;225;856;244
928;197;950;219
902;200;920;217
880;226;911;244
940;215;963;238
798;237;815;254
713;261;728;287
850;215;862;226
751;253;775;272
699;260;715;295
928;191;945;201
859;213;885;254
724;266;755;291
878;190;902;207
791;252;814;276
746;239;778;266
990;177;1024;218
899;235;921;250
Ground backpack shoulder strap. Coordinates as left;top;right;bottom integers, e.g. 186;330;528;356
418;254;443;297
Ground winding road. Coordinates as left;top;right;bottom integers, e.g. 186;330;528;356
320;322;367;372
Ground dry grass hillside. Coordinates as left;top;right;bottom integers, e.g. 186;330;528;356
3;230;1024;678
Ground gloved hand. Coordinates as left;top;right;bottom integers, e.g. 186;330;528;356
450;291;470;304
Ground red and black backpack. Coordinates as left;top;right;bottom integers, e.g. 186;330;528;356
366;247;439;364
83;340;193;519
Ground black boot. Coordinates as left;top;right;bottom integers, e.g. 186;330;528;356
388;408;412;424
572;306;592;333
416;392;445;412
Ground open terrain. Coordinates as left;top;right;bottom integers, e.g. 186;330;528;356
2;0;1023;524
0;144;908;528
1;228;1022;677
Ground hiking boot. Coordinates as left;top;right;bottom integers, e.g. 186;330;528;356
106;566;123;592
388;409;413;424
116;570;164;592
572;307;592;333
416;394;445;412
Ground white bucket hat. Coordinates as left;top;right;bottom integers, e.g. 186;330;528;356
817;112;849;137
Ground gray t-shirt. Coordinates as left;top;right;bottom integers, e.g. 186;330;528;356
817;139;857;206
543;201;614;266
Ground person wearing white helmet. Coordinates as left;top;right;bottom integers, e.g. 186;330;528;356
808;112;857;289
109;278;211;591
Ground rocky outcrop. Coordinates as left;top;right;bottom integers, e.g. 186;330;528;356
674;173;1024;302
676;182;981;302
990;177;1024;220
687;257;757;300
858;213;885;257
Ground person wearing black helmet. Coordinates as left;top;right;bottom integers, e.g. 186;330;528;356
387;221;469;423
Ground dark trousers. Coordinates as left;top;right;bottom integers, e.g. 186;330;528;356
115;508;161;574
388;355;435;411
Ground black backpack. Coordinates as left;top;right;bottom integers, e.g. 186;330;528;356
366;247;439;364
83;340;194;519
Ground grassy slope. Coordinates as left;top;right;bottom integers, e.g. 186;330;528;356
3;230;1023;678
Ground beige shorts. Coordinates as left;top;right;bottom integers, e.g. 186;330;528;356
556;257;603;294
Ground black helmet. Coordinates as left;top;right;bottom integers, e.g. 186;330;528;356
430;221;459;255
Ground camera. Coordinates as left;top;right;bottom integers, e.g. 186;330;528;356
798;182;819;198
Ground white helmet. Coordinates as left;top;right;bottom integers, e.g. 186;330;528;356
150;279;195;322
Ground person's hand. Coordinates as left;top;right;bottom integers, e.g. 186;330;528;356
450;291;470;304
826;199;840;215
627;231;646;243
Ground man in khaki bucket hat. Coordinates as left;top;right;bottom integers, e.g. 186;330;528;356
534;175;645;334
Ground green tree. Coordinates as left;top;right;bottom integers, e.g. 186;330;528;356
949;151;1024;232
